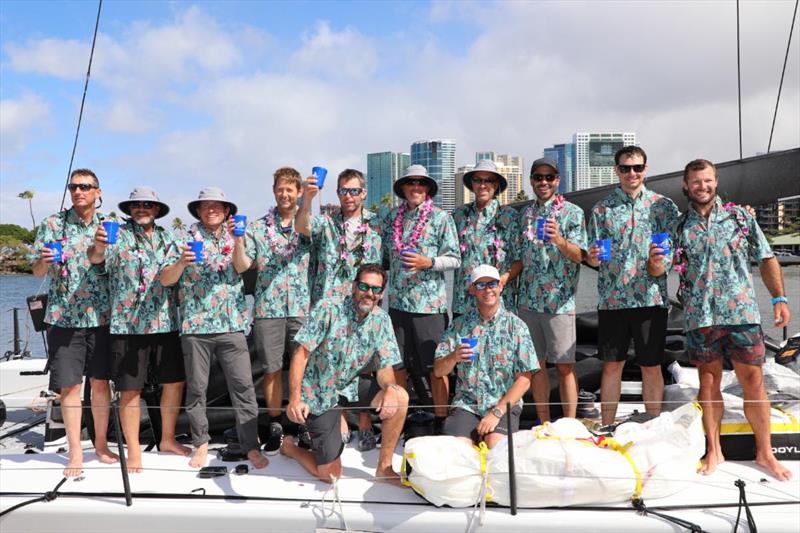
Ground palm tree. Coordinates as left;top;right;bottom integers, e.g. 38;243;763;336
380;193;393;209
17;190;36;229
172;217;186;233
514;190;530;202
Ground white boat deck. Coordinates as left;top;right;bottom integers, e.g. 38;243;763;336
1;442;798;533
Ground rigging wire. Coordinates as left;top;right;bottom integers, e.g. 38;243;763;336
767;0;799;153
736;0;743;159
58;0;103;211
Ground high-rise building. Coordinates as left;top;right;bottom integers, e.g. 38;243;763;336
411;139;456;211
455;164;475;206
756;195;800;233
543;143;576;194
366;151;410;210
573;132;636;190
462;152;524;205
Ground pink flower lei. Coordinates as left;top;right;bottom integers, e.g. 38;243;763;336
190;222;233;271
59;236;73;279
265;207;300;258
392;196;433;253
338;215;371;262
524;194;565;242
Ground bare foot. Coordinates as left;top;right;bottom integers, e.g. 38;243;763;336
95;445;120;464
64;449;83;477
756;454;793;481
127;451;143;474
376;465;405;487
247;448;269;470
160;438;192;457
280;436;298;458
699;451;725;476
189;444;208;468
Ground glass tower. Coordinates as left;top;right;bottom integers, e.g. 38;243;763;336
410;139;456;211
366;152;410;210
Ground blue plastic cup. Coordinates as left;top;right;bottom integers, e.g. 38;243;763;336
596;239;612;262
233;215;247;237
45;242;63;263
461;338;478;362
312;166;328;189
536;217;549;242
400;247;416;269
651;232;671;255
102;220;120;245
187;241;204;263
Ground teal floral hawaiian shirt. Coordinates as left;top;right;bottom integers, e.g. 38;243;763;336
380;203;460;314
517;198;588;314
167;224;249;334
309;209;382;305
588;186;680;310
674;198;773;331
452;199;520;314
245;216;311;318
435;305;538;417
31;208;110;328
104;222;179;335
294;296;401;415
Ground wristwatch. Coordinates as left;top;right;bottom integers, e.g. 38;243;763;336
491;406;504;418
772;296;788;305
430;256;436;269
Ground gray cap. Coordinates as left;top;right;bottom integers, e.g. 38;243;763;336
187;186;238;220
118;186;170;218
393;164;439;199
463;159;508;195
530;156;559;175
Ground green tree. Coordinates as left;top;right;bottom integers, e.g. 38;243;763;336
172;217;185;232
17;190;36;229
515;190;530;202
380;193;393;209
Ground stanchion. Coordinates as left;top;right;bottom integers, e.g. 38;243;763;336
506;401;517;516
113;400;133;506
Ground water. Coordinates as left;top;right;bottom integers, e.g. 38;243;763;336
2;266;798;357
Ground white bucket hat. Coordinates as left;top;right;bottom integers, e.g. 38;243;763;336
187;186;238;220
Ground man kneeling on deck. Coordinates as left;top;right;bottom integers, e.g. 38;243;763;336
434;265;538;448
282;263;409;483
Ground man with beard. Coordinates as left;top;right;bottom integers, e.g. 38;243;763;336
295;168;383;451
281;264;409;484
88;187;190;472
666;159;791;480
380;165;461;434
30;168;116;476
452;160;520;318
161;187;267;470
517;157;588;422
585;146;680;425
232;167;311;455
434;265;537;448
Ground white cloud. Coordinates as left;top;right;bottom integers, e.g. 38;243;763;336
5;38;88;79
290;21;377;80
0;93;50;154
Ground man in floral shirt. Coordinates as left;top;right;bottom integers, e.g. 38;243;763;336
30;168;116;477
452;159;520;316
586;146;680;425
161;187;267;470
282;264;409;484
434;265;537;448
232;167;311;455
666;159;791;481
88;187;189;472
517;157;587;422
296;168;384;451
380;164;461;433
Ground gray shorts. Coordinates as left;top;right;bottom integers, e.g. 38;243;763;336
518;307;576;364
388;308;447;373
443;406;522;443
252;317;304;374
47;325;111;391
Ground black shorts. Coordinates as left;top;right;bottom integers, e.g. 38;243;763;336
597;306;668;366
443;406;522;443
306;376;382;465
389;308;448;374
111;332;185;391
46;325;111;391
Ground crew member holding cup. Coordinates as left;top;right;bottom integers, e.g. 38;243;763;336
434;264;537;449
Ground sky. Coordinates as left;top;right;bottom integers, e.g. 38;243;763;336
1;0;798;229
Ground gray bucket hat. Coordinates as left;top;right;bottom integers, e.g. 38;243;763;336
187;186;238;220
530;156;559;176
463;159;508;195
118;186;170;218
393;164;439;199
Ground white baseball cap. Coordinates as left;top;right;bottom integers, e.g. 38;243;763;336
470;264;501;284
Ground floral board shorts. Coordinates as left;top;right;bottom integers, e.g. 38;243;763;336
686;324;765;366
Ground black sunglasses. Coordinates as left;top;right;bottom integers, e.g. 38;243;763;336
473;280;500;290
531;174;557;182
68;183;98;192
617;164;646;173
472;177;498;186
337;187;364;197
404;179;428;187
130;201;156;209
356;281;384;295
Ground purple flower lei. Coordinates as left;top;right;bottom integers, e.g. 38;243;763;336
524;194;565;242
338;215;371;263
392;196;433;253
265;207;299;258
190;222;233;271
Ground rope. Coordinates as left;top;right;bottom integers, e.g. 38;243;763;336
0;476;67;518
767;0;799;152
736;0;743;159
319;474;350;531
733;479;758;533
58;0;103;211
465;442;491;533
632;497;709;533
